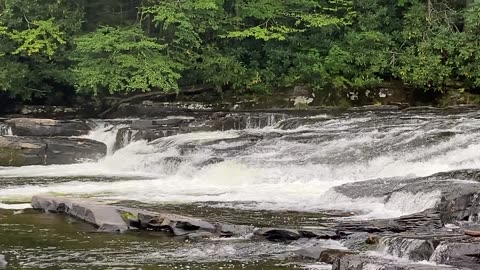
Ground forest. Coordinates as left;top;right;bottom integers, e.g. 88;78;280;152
0;0;479;105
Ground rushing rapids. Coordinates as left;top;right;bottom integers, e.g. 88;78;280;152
2;108;480;269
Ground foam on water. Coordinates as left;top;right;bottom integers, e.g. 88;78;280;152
2;111;480;218
0;122;12;136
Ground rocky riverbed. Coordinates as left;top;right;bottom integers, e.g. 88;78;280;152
2;108;480;269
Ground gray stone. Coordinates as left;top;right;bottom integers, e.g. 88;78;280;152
43;137;107;164
319;249;357;264
215;223;255;237
6;118;90;136
0;136;46;166
31;196;130;232
297;244;325;260
430;242;480;268
299;228;339;239
380;236;438;261
333;170;480;226
0;136;106;166
254;228;301;241
136;212;216;236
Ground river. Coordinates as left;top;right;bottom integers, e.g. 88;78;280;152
1;108;480;269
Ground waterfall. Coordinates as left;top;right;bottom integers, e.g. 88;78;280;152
0;122;12;136
3;110;480;218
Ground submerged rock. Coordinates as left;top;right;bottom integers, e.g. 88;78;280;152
6;118;90;136
0;136;106;166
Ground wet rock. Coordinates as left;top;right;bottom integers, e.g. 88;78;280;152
297;244;326;260
42;137;107;164
194;157;225;168
254;228;301;241
31;196;130;232
333;170;480;226
430;242;480;268
136;212;216;236
0;136;46;166
380;235;438;261
6;118;90;136
320;249;357;264
299;228;339;239
216;223;255;237
297;244;354;263
0;255;7;269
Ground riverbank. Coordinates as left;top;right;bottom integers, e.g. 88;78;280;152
3;83;480;120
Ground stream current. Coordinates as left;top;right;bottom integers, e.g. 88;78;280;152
1;109;480;269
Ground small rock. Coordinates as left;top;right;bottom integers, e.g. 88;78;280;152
254;228;301;241
319;249;356;264
366;235;380;244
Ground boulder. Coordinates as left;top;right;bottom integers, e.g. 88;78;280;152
0;136;46;166
42;137;106;164
430;242;480;268
379;235;439;261
0;136;106;166
332;170;480;225
254;228;301;241
6;118;90;136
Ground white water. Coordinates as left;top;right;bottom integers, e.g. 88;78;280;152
2;111;480;219
0;122;12;136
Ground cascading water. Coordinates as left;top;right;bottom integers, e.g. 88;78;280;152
0;122;12;136
3;109;480;269
3;110;480;218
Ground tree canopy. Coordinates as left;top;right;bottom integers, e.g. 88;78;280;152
0;0;479;101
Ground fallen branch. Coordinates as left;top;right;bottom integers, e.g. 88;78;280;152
464;230;480;237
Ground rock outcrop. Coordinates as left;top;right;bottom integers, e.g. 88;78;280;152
333;171;480;226
31;195;255;237
325;170;480;269
6;118;90;136
0;136;106;166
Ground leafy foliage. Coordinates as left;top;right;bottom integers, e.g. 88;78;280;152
0;0;479;101
70;26;183;94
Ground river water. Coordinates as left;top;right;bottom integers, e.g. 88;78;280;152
1;109;480;269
